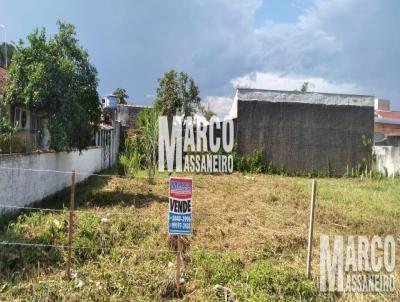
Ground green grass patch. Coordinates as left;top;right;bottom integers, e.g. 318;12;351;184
0;173;399;301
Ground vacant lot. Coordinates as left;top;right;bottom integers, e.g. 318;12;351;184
0;173;399;301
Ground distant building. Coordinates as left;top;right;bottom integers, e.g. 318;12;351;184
374;99;400;146
101;92;149;128
101;93;149;148
117;104;149;129
0;67;51;152
229;88;374;175
102;94;118;109
0;72;118;157
374;98;390;111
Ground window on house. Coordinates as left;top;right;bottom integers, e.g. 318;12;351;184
21;111;27;128
31;115;35;131
31;114;37;132
13;107;29;129
14;107;21;127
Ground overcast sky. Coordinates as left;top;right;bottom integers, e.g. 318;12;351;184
1;0;399;116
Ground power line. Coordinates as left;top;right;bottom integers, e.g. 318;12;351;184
0;166;168;181
0;241;168;253
0;204;147;216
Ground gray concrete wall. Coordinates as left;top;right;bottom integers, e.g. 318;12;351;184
373;146;400;176
236;100;374;175
117;105;147;128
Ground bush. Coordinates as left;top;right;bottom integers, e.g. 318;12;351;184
249;149;264;173
118;132;144;177
119;150;142;177
233;147;277;175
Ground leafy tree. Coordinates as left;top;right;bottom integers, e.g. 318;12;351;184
119;70;201;183
0;95;16;134
0;43;15;69
113;87;128;104
119;106;159;183
4;21;100;151
0;95;18;153
155;69;201;117
300;82;309;92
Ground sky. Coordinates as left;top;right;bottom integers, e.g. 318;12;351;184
1;0;400;117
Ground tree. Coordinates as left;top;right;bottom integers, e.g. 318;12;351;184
155;69;201;117
113;87;128;104
119;106;160;183
0;43;15;69
0;96;15;133
4;21;100;151
0;95;18;153
300;82;309;92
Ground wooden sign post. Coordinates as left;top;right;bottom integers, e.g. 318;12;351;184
168;177;193;295
66;170;76;280
306;179;317;279
176;235;182;294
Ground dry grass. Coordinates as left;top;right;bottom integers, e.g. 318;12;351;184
0;172;399;301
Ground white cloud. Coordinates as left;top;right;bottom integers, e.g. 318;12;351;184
5;0;399;108
205;72;365;118
250;0;400;103
203;96;234;119
230;72;363;94
204;0;400;117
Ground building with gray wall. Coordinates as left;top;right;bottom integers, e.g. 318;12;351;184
229;88;375;175
117;104;148;129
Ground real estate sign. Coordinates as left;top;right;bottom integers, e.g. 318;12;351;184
168;177;192;235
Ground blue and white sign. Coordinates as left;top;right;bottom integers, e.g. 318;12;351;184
168;177;192;235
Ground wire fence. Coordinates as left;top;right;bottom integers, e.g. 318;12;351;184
0;165;168;180
0;170;250;286
0;241;166;254
0;165;173;278
0;167;224;226
0;165;319;286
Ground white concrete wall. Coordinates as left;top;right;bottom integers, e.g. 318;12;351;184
0;147;113;211
373;146;400;176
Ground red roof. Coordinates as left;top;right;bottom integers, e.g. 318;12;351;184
0;67;7;95
376;110;400;119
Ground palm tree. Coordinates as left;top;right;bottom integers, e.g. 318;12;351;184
113;88;129;104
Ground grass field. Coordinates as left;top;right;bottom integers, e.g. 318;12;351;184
0;172;399;301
